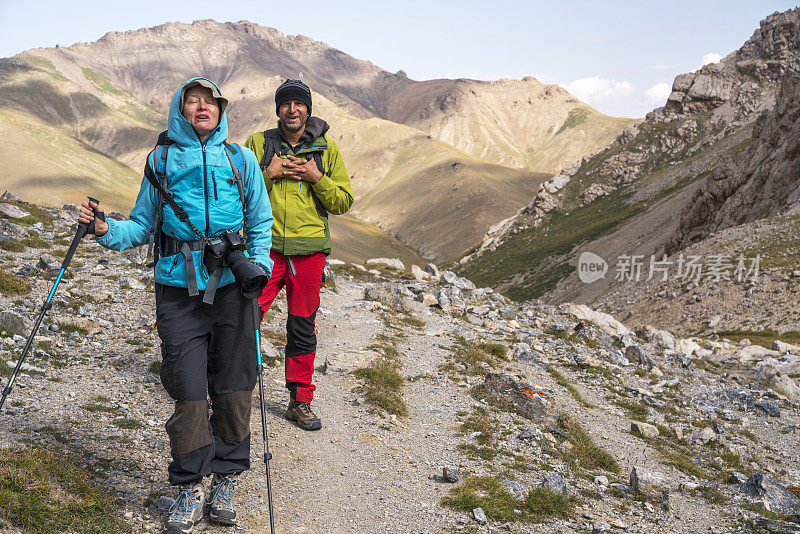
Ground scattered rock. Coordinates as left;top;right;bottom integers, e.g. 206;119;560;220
541;473;568;496
625;344;654;371
630;467;670;504
122;277;145;290
0;311;28;337
735;474;800;521
365;257;405;270
442;467;461;483
420;293;439;307
363;284;407;311
0;203;30;220
411;264;429;281
631;421;660;439
482;373;551;421
471;507;488;524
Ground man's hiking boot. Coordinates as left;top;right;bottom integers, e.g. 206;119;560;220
285;400;322;430
205;474;237;526
164;481;205;534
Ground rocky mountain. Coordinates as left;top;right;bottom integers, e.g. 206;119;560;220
1;196;800;533
457;9;800;310
0;19;630;264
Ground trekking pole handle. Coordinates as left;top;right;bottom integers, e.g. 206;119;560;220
84;196;105;237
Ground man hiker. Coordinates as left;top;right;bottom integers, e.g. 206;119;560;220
78;77;274;533
245;79;354;431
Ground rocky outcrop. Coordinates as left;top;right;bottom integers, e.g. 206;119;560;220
667;70;800;252
665;9;800;115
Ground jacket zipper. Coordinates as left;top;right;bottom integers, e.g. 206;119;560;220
211;170;218;201
202;143;210;236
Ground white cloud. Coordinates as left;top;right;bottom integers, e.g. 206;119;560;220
564;76;635;105
644;82;672;107
692;52;723;72
701;53;722;66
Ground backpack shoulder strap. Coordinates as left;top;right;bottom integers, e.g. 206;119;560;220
143;152;205;241
260;129;283;170
223;142;248;241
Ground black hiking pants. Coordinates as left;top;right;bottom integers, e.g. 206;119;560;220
155;283;257;486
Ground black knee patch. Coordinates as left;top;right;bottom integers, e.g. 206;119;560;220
210;389;253;443
166;400;211;455
286;310;317;357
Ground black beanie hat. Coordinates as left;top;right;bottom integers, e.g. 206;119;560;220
275;79;312;115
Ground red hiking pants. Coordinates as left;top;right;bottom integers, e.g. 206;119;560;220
259;251;325;403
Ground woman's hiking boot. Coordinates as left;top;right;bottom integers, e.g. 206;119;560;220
285;400;322;430
164;481;205;533
205;474;237;526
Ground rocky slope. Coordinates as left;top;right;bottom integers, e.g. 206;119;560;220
457;8;800;308
1;199;800;534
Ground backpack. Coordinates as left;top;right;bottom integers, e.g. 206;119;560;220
259;128;329;220
142;130;248;301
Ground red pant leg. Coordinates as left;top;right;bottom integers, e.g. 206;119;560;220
259;251;287;312
284;253;326;403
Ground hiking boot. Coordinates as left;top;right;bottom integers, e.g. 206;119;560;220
164;481;205;534
285;400;322;430
205;474;237;526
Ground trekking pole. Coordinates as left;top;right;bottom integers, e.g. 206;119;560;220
251;298;275;534
0;197;103;412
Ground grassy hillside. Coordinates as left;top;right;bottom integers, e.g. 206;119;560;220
329;215;426;267
457;119;754;302
0;107;141;212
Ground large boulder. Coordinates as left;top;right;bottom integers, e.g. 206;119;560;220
735;474;800;521
561;303;632;338
365;258;405;270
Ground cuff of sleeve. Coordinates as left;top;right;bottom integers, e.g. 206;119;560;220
311;173;333;193
94;218;116;247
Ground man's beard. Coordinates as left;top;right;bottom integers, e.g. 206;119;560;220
282;117;307;133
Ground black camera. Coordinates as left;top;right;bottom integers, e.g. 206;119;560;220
204;231;268;298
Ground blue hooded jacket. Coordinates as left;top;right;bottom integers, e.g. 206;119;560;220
97;77;274;290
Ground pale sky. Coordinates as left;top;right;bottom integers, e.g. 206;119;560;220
1;0;797;117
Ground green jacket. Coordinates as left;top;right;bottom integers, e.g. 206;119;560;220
245;117;353;255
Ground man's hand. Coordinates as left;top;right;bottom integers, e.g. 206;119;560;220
265;155;285;181
276;155;323;184
78;200;108;237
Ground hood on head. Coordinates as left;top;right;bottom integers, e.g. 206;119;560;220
167;77;229;146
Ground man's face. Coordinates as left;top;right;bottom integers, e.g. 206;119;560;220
182;86;220;139
278;100;309;134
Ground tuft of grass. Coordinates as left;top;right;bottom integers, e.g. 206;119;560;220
459;407;498;445
0;240;25;252
81;403;118;414
740;502;784;521
148;361;161;374
557;414;620;473
714;329;800;349
262;328;287;345
0;447;131;534
614;398;648;421
0;269;30;296
0;360;13;378
441;475;572;523
692;485;729;505
546;365;592;408
354;342;407;417
665;449;707;479
113;418;142;430
20;237;50;250
60;323;88;336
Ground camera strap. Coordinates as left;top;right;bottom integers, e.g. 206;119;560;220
202;268;223;305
